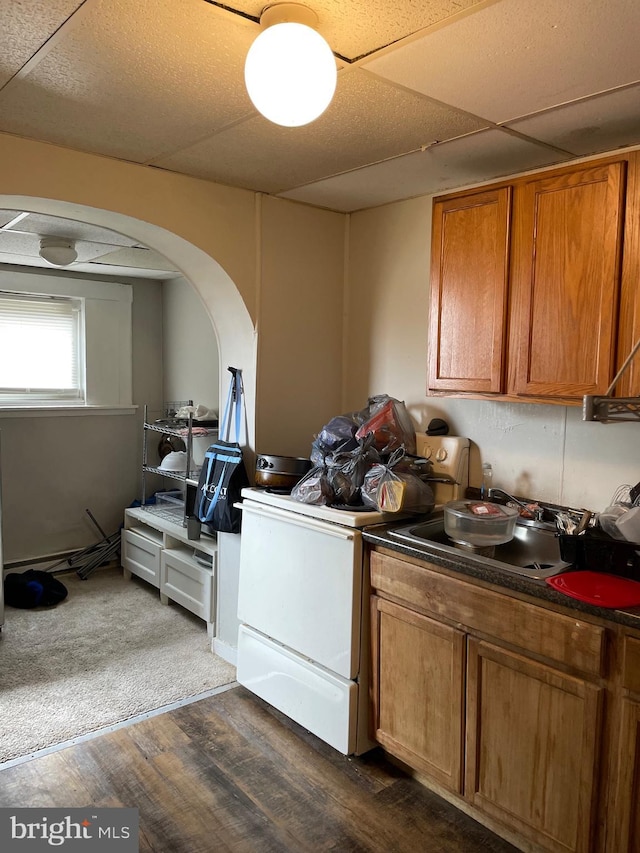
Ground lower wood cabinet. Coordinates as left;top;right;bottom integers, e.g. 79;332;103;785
371;596;465;792
608;634;640;852
369;548;638;853
609;698;640;853
466;639;602;853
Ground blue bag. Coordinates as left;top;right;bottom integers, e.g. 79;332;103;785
196;368;249;534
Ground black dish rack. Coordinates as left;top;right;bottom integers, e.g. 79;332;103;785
559;529;640;580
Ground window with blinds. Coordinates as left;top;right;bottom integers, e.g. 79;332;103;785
0;292;84;404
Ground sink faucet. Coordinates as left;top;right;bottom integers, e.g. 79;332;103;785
487;487;545;521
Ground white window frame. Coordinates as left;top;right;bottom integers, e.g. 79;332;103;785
0;269;133;415
0;291;85;405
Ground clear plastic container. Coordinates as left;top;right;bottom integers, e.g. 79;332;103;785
444;499;519;547
155;489;184;508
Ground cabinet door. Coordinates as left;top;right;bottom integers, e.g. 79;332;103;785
466;639;602;853
617;150;640;398
608;698;640;852
371;595;465;792
510;161;625;399
428;188;511;393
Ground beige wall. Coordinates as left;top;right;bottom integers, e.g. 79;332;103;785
0;132;346;561
345;196;433;415
257;196;345;457
0;134;257;317
347;195;640;513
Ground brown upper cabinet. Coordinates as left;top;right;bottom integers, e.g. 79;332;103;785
428;152;640;404
428;188;511;394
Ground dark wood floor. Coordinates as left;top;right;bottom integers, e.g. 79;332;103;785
0;686;518;852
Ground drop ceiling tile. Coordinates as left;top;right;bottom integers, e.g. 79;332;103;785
364;0;640;124
278;129;573;212
155;68;488;192
0;0;258;163
0;228;139;263
226;0;488;59
0;209;178;274
87;246;178;270
0;0;83;88
506;86;640;156
0;230;43;258
0;210;25;227
12;212;140;246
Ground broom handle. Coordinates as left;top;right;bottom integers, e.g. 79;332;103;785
606;335;640;395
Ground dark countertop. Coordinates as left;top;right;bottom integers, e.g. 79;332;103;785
363;525;640;631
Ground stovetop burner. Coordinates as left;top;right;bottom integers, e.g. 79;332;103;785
328;502;377;513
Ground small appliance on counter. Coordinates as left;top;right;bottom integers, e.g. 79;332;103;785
415;433;470;507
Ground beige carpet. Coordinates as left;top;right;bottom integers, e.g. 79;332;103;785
0;566;237;764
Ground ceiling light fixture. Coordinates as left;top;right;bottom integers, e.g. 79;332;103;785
244;3;337;127
39;237;78;267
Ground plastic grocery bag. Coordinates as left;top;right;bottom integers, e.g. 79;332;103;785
291;465;335;505
362;448;434;513
355;395;416;455
377;470;434;513
311;415;360;465
325;435;380;505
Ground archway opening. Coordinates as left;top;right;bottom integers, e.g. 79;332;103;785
0;196;255;565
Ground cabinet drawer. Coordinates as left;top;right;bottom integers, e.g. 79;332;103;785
161;548;213;622
122;529;161;587
370;551;605;676
622;635;640;694
237;625;358;755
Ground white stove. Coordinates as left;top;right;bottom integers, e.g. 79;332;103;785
241;434;470;527
236;434;470;756
238;487;389;527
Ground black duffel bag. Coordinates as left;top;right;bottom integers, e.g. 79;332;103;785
4;570;68;609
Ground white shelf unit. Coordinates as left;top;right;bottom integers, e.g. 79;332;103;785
142;406;195;510
141;404;218;526
122;505;218;646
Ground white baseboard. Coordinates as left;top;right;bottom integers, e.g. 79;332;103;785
212;638;237;666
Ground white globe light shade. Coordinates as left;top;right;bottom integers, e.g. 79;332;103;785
39;237;78;266
245;21;337;127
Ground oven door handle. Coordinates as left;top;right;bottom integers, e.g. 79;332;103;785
235;501;357;541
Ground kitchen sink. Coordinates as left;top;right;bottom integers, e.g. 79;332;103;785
389;513;572;579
